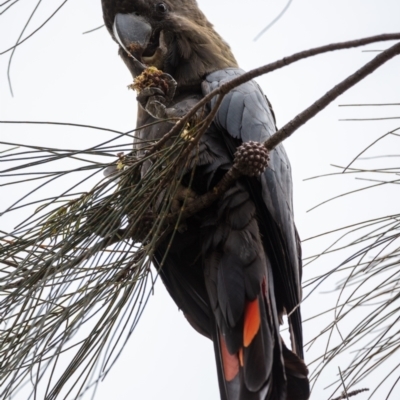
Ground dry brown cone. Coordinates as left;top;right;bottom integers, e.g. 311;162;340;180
130;66;170;95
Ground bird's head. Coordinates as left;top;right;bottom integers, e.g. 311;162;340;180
101;0;238;87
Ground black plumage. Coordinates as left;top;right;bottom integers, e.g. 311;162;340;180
101;1;309;399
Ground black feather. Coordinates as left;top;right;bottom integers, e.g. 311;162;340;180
101;1;308;397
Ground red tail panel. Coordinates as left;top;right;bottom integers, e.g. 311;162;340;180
243;299;261;347
220;335;240;381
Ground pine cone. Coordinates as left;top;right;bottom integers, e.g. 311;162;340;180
233;141;270;177
130;66;170;95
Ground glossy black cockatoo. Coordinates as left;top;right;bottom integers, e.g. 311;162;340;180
101;1;309;399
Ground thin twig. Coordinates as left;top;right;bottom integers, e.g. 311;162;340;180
339;367;350;400
331;388;369;400
263;40;400;150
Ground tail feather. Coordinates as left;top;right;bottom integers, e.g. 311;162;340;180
204;182;309;399
282;341;310;400
213;323;239;400
214;293;287;400
242;297;273;392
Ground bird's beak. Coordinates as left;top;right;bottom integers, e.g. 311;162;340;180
113;13;152;65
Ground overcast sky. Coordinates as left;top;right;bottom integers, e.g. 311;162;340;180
1;0;400;399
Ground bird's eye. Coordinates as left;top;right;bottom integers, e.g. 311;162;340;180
155;3;168;14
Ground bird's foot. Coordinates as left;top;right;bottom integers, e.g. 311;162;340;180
170;185;197;232
129;210;155;242
132;68;177;119
171;185;197;212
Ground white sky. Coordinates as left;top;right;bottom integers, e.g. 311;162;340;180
1;0;400;399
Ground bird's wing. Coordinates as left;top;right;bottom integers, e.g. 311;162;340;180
202;68;304;359
199;68;309;399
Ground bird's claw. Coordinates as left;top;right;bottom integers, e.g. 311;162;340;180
136;73;177;119
157;72;177;103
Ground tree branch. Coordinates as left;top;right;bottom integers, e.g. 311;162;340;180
179;39;400;220
264;40;400;150
147;32;400;157
12;34;399;278
97;34;400;254
331;388;369;400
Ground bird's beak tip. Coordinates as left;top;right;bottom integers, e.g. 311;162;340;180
113;13;152;62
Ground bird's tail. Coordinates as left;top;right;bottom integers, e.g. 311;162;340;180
212;292;286;400
212;296;309;400
282;340;310;400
